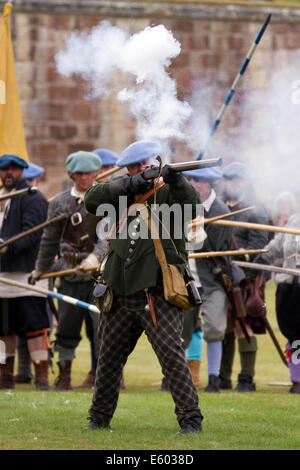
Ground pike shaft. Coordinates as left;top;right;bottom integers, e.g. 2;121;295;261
197;14;271;160
0;276;100;314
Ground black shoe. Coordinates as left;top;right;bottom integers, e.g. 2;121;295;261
177;423;202;435
289;382;300;394
219;377;232;390
83;420;111;431
158;376;170;392
177;416;203;435
205;374;221;393
234;373;256;392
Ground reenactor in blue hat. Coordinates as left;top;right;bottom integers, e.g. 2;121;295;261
93;148;119;181
219;161;270;392
83;140;204;434
14;162;45;385
28;151;107;390
23;162;45;187
0;154;50;390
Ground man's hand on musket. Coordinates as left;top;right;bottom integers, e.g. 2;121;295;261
28;266;45;285
162;164;182;184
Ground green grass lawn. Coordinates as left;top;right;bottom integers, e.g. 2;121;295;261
0;282;299;450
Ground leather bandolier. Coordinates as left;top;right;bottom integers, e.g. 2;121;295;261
60;196;100;266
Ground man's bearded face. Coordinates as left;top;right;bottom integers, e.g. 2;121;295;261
0;164;23;190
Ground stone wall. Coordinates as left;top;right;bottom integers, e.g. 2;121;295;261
1;1;300;196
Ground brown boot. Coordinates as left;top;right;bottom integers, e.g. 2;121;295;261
54;361;72;390
188;360;201;387
0;356;15;389
74;370;96;389
33;360;50;390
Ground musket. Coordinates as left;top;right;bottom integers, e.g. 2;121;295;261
233;260;300;279
189;249;268;259
40;264;99;280
0;276;100;314
189;206;255;228
195;218;300;237
95;166;122;182
0;213;68;250
142;157;222;180
0;185;37;202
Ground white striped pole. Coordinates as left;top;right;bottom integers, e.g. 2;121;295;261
0;277;100;314
197;14;272;160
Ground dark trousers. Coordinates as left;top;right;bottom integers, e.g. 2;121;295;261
56;279;99;353
89;286;203;427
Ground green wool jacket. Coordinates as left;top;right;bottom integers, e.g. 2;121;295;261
84;176;201;296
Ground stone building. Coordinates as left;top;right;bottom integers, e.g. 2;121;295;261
2;0;300;199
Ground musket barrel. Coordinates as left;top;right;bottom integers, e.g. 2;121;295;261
95;166;122;182
0;213;68;249
169;157;222;172
233;260;300;277
0;186;37;202
210;219;300;236
190;217;300;236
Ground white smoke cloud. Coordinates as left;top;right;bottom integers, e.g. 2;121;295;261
56;21;300;208
188;50;300;207
55;22;193;147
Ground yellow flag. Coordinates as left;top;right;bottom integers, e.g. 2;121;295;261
0;3;28;161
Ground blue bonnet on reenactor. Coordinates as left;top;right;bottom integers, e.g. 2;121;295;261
23;162;44;179
66;150;102;174
0;153;29;169
93;149;119;167
116;140;161;167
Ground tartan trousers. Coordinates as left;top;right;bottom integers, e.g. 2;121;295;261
88;285;203;427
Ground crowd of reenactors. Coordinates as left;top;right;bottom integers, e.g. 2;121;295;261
0;141;299;435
